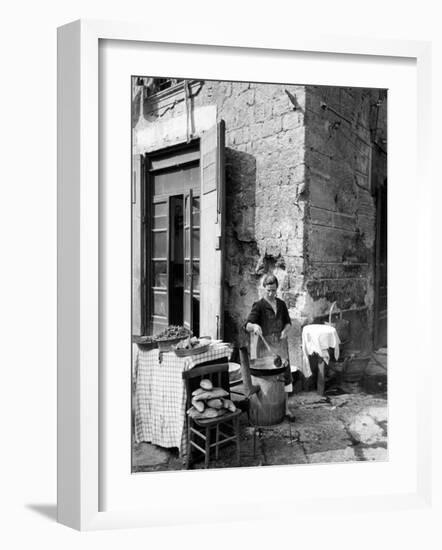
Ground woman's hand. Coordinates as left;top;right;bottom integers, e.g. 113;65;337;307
246;322;262;336
280;327;289;340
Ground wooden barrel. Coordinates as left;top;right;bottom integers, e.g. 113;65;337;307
249;360;286;425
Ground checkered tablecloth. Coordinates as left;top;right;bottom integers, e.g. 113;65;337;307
134;344;232;457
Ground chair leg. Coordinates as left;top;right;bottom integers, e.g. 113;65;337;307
204;427;210;468
215;425;219;460
185;420;191;469
253;426;257;457
317;359;325;396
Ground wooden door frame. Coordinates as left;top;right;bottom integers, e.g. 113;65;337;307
142;140;200;335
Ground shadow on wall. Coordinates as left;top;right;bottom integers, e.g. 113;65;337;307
223;147;259;347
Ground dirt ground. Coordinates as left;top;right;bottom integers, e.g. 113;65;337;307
132;389;388;472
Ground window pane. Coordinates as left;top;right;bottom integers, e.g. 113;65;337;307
192;229;200;259
153;231;167;258
193;261;200;292
153;261;167;288
152;318;167;335
154;202;166;217
153;202;167;229
153;164;200;196
185;195;190;226
153;292;167;317
184;228;190;257
192;196;200;226
184;261;190;290
183;291;190;322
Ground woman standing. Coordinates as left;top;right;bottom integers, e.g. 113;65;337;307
245;274;295;421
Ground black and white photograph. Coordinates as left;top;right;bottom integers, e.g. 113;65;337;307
3;0;439;543
131;77;388;472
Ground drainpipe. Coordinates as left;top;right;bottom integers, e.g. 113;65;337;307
184;79;191;142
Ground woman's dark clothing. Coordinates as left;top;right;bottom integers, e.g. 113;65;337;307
246;297;291;337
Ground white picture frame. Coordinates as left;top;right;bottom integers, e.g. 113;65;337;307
57;19;433;531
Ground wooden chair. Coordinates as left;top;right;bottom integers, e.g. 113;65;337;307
182;362;242;469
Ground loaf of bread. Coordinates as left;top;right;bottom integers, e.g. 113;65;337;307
192;388;229;401
199;379;213;391
206;398;223;409
222;399;237;412
191;397;205;412
187;406;228;420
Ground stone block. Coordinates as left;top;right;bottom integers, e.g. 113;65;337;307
366;405;388;424
253;102;272;123
282;112;301;131
264;442;308;466
309;225;355;263
231;81;250;96
273;95;292;117
306;147;332;177
354;170;370;190
242;125;250;143
348;414;385;445
308;447;356;464
262;116;282;138
244;89;255;106
297;419;352;454
353;139;371;174
310;206;334;226
334;212;357;231
279;147;304;169
250;122;264;141
284;237;303;257
278;135;304;159
291;391;328;407
361;447;388;462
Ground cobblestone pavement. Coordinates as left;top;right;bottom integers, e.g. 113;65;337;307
132;391;388;472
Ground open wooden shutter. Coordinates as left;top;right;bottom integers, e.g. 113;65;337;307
199;120;225;339
150;196;170;335
132;153;144;336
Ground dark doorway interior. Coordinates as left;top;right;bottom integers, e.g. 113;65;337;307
170;195;184;325
374;178;387;348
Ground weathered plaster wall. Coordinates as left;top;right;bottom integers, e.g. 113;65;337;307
303;86;387;351
133;82;217;153
212;82;307;363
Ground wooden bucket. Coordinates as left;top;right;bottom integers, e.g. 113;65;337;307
249;358;286;426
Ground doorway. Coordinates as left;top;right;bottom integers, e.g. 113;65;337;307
144;143;201;336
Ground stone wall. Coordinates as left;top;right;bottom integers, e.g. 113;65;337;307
303;86;387;352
